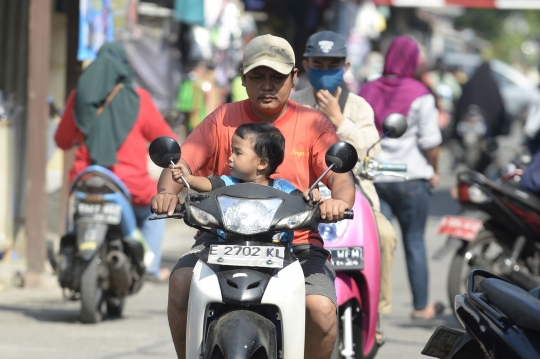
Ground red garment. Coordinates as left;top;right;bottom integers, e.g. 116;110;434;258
55;88;176;206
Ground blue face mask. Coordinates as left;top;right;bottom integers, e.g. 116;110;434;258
308;67;344;93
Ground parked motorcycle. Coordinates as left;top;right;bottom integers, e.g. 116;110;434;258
321;113;408;359
435;163;540;310
55;166;146;323
422;269;540;359
148;136;357;359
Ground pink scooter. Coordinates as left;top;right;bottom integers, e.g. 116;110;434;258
323;114;408;359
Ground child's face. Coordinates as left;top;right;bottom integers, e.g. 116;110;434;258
229;134;263;181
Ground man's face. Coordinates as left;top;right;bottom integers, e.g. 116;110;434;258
303;57;349;72
242;66;297;115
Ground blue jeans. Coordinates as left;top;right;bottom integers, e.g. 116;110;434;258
133;205;166;277
375;180;431;311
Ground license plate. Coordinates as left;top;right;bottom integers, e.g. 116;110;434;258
421;326;464;358
208;245;284;268
76;202;122;225
437;216;482;241
328;247;364;270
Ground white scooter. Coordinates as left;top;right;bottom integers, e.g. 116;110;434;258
149;137;356;359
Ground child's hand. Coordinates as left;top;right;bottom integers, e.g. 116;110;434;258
303;188;322;202
169;163;190;184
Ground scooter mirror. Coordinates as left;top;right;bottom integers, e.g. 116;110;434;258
149;136;181;168
382;113;408;138
325;142;358;173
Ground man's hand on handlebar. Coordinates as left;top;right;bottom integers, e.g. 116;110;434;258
151;191;180;216
318;198;350;221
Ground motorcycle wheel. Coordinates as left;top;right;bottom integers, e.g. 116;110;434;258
80;256;104;323
447;230;509;309
106;297;125;318
331;302;379;359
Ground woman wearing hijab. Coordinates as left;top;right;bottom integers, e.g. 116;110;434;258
55;42;176;281
359;36;444;320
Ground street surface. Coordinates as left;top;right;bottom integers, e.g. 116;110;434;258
0;147;496;358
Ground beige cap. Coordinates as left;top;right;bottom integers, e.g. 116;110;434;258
243;34;295;75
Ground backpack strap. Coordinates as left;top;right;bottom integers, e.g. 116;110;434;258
338;85;349;113
97;83;124;116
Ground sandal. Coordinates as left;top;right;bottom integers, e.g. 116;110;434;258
375;327;385;346
146;268;171;283
410;301;445;320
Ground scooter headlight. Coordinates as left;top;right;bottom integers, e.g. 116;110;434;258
217;195;283;234
319;220;348;243
189;206;219;227
276;210;310;229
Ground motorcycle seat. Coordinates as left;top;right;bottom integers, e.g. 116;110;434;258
479;277;540;331
465;170;540;214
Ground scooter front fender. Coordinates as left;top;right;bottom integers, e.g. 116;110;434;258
203;310;277;359
335;273;362;308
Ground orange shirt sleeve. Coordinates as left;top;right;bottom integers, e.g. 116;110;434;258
181;106;222;176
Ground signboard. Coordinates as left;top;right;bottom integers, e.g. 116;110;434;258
372;0;540;9
77;0;136;61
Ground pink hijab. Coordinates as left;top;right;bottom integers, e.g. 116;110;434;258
359;36;430;133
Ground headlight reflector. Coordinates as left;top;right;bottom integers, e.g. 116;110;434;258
217;196;283;234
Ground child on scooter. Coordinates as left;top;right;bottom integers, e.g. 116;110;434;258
169;122;320;201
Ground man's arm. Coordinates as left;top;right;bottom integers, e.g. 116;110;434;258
152;159;189;215
425;146;440;187
320;171;355;221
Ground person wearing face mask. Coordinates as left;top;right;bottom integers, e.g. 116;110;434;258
290;30;398;341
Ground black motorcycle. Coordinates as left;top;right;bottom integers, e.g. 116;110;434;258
422;269;540;359
55;166;146;323
435;167;540;309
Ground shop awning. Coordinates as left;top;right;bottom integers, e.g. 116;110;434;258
372;0;540;9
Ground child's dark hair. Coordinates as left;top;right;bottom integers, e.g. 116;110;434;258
235;123;285;175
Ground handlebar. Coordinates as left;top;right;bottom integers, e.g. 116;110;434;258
378;163;407;172
343;209;354;220
149;204;185;220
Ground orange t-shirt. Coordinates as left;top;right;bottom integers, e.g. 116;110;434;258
181;99;340;247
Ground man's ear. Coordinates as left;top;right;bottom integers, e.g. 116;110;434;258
258;158;269;172
344;61;351;73
292;68;298;84
302;60;309;73
241;67;246;86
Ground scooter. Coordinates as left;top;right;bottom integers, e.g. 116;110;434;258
422;269;540;359
148;136;357;359
324;113;409;359
56;166;146;323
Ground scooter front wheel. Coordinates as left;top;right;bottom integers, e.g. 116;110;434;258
331;301;379;359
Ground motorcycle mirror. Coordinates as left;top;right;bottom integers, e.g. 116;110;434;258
382;113;408;139
309;142;358;194
325;142;358;173
149;136;181;168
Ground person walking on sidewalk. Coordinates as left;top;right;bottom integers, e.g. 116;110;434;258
290;31;398;322
151;34;355;359
55;42;176;282
359;36;444;320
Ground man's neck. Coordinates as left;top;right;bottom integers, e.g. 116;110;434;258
250;102;289;122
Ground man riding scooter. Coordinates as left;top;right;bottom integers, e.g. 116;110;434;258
152;34;355;359
290;30;398;342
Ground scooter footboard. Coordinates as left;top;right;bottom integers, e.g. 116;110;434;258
204;310;277;359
